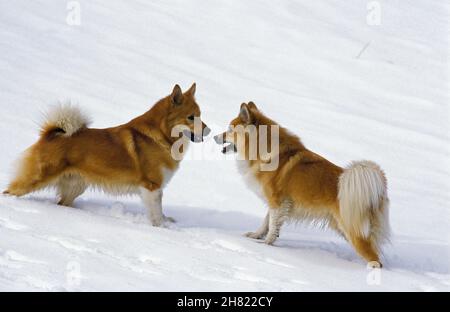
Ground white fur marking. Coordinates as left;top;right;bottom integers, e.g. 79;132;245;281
237;161;264;200
42;102;90;137
265;207;289;245
161;167;176;188
139;187;163;226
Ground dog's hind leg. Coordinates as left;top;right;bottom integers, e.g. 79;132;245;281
4;150;61;196
56;175;87;207
328;216;348;241
245;211;269;239
348;234;382;268
6;172;61;197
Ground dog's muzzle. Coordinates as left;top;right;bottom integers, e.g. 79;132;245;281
203;126;211;137
184;126;211;143
214;133;237;154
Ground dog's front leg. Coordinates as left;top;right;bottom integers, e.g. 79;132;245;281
245;212;269;239
265;207;289;245
140;187;164;227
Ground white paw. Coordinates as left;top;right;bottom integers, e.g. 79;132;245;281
244;231;265;239
163;215;176;223
264;235;277;245
150;217;176;228
150;217;164;227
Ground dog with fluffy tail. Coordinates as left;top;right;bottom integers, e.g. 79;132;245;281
214;102;390;267
3;84;210;226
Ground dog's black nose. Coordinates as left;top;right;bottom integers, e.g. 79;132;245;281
203;126;211;137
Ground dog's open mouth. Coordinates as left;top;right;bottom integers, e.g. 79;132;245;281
213;133;237;154
221;142;237;154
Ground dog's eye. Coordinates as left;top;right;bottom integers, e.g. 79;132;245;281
187;115;195;121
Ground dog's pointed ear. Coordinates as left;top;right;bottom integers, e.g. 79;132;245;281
187;82;196;96
171;84;183;106
248;101;258;111
240;103;252;124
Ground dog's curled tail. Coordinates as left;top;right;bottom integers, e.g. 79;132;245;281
338;160;390;251
40;103;90;138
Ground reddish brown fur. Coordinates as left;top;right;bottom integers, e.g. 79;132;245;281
215;102;386;266
4;84;208;209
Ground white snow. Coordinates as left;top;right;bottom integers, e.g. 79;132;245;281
0;0;449;291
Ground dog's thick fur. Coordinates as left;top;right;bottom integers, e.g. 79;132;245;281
4;84;210;226
214;102;390;267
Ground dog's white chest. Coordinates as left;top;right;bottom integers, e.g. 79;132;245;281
237;161;265;200
161;167;176;188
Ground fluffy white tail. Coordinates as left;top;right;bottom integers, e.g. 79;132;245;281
338;160;390;251
41;103;90;138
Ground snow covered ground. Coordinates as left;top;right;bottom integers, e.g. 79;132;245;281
0;0;449;291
